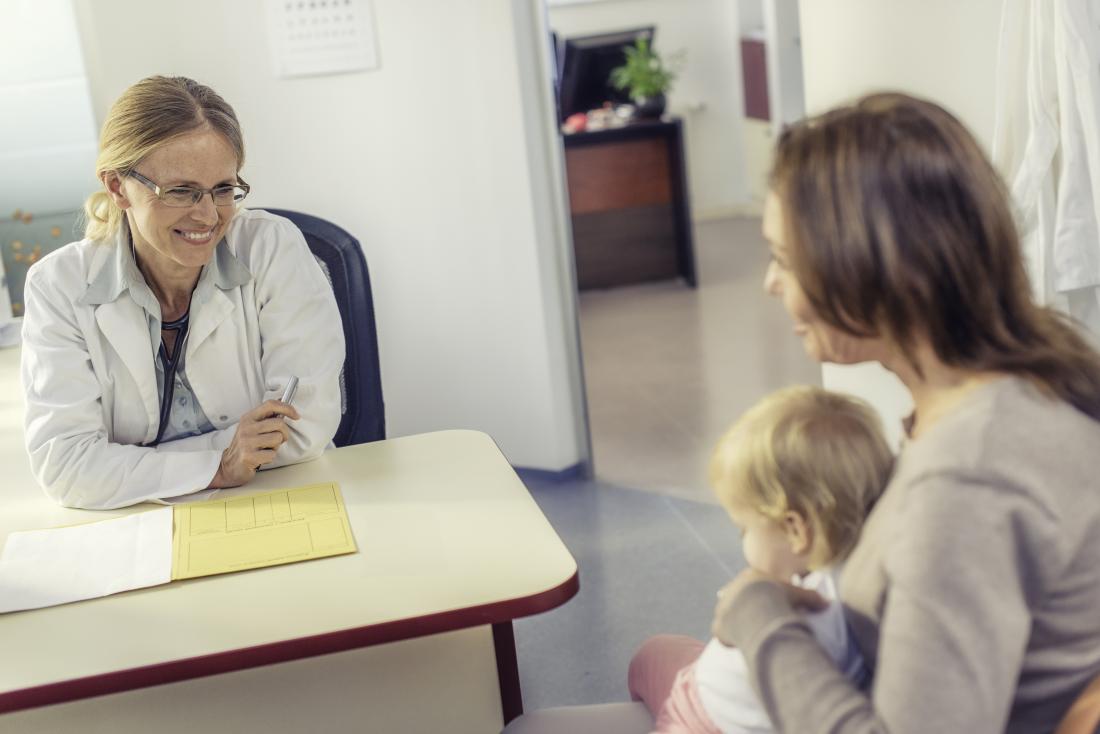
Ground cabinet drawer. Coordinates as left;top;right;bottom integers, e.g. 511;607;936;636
565;138;672;215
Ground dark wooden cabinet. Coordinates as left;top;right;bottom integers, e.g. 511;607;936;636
563;118;697;290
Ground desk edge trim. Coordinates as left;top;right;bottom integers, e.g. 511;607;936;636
0;570;579;715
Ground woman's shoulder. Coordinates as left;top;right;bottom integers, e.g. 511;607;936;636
881;377;1100;603
25;238;109;293
227;208;304;244
911;376;1100;468
224;208;311;265
894;375;1100;528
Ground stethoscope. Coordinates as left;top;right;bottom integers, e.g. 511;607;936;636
149;309;191;446
131;238;194;447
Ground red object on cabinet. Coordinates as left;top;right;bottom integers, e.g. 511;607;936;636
741;37;770;121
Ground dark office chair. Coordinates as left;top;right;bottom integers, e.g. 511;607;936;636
262;208;385;447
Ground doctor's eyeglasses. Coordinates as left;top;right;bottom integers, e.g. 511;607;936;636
127;170;251;208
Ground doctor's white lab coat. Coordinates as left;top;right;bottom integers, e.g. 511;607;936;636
19;209;346;509
994;0;1100;339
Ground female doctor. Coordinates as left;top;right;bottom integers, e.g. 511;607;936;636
20;76;345;510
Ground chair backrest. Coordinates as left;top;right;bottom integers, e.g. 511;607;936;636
262;208;385;447
1056;672;1100;734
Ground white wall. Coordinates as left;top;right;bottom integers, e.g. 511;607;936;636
0;0;97;217
800;0;1001;144
798;0;1003;446
763;0;803;134
739;0;764;33
72;0;589;471
548;0;751;218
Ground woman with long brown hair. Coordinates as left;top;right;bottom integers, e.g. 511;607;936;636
709;92;1100;732
500;93;1100;734
502;93;1100;734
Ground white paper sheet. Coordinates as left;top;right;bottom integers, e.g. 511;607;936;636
0;507;172;614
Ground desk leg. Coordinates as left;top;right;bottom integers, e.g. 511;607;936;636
493;621;523;724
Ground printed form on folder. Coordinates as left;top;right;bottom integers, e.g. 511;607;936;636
172;483;357;580
0;483;357;614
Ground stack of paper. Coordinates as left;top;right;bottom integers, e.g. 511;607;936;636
0;508;172;614
0;483;356;614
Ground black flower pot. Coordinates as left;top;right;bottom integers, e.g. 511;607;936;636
633;92;667;119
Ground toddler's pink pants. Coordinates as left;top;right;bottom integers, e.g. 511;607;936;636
627;635;721;734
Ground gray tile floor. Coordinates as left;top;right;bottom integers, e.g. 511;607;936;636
577;217;821;503
515;473;745;711
513;217;824;712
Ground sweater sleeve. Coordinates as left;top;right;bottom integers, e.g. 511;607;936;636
721;472;1047;733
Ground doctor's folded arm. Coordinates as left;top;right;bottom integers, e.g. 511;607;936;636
18;75;345;510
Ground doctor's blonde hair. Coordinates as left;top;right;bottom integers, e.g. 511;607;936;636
83;76;245;241
710;386;893;568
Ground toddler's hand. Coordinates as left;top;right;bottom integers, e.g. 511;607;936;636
712;568;828;646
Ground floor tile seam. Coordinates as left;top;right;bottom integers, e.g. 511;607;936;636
599;480;721;506
660;494;738;578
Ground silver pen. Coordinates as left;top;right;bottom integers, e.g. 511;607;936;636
279;376;299;405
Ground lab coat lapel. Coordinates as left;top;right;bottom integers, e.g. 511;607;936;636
94;299;160;439
185;288;235;357
186;240;251;361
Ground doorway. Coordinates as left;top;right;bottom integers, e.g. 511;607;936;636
541;0;819;502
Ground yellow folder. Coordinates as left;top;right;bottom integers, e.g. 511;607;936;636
171;483;357;580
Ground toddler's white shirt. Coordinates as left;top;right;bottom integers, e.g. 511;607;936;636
693;569;866;733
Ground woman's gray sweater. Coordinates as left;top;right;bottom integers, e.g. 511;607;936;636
721;377;1100;733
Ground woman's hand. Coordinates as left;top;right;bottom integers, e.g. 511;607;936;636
711;568;828;646
209;400;300;488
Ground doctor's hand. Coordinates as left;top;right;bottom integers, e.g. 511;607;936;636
711;568;827;647
209;400;301;488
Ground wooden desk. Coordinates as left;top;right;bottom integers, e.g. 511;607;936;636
563;118;697;290
0;347;578;733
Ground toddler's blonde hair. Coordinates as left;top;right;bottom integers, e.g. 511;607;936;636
710;386;893;568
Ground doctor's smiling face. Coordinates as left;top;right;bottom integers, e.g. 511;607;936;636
762;190;884;366
104;128;240;276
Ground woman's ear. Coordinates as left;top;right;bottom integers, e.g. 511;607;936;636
101;171;131;210
781;510;813;558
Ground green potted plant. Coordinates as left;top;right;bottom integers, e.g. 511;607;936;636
609;37;678;119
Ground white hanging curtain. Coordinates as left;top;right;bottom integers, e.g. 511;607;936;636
993;0;1100;341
